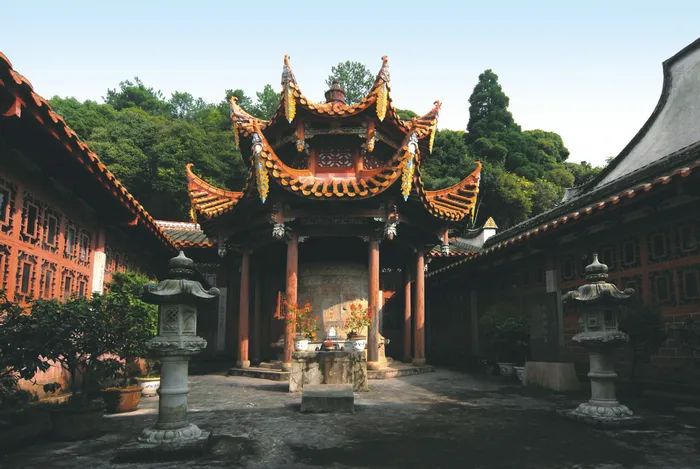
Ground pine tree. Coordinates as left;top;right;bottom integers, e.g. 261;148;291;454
466;69;518;141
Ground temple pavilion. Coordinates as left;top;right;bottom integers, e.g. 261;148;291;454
186;56;481;371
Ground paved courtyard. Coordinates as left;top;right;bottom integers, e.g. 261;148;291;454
2;369;700;468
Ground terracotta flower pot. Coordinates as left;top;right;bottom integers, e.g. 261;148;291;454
101;385;142;413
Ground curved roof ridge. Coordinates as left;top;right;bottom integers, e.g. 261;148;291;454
579;37;700;192
415;162;482;221
186;163;245;219
255;126;415;199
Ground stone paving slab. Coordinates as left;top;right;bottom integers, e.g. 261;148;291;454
1;369;699;468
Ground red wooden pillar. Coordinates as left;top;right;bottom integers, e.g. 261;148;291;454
413;250;426;366
283;233;298;370
367;237;381;370
237;250;251;368
252;270;262;364
403;267;412;363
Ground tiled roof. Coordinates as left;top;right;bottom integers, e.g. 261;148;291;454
416;162;481;221
0;51;175;251
229;56;441;142
186;163;246;219
428;237;482;258
155;220;213;248
186;55;481;223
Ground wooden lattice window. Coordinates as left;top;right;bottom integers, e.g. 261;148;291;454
677;223;699;255
78;231;91;265
362;154;383;170
621;239;639;268
40;261;58;299
650;271;675;306
599;245;617;271
15;251;37;301
561;257;576;281
317;149;353;169
0;178;14;234
648;231;670;262
680;267;700;302
77;275;88;298
21;197;41;242
61;268;78;300
43;210;60;251
64;223;77;259
0;244;10;291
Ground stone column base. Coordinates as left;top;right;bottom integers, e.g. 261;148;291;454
138;423;210;446
367;361;382;371
236;360;251;369
561;402;641;427
412;358;426;366
280;362;292;372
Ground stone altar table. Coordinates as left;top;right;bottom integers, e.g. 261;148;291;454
290;351;368;392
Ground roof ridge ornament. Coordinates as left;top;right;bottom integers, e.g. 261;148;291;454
229;96;240;149
282;55;297;123
252;133;269;203
401;132;419;200
375;56;389;122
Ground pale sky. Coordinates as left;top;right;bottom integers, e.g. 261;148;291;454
2;1;699;166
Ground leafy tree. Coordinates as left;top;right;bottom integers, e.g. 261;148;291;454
250;84;280;120
169;91;207;119
531;178;564;215
564;161;602;186
421;130;475;189
466;69;518;142
396;108;418;120
0;291;52;408
104;77;170;115
102;271;158;386
51;85;246;220
326;61;374;104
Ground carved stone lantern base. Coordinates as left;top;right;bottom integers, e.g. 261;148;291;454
562;403;641;427
138;423;210;446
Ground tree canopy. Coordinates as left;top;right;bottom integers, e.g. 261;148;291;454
326;61;374;104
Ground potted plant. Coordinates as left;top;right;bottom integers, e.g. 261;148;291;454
284;301;318;351
135;359;161;397
31;297;117;440
479;308;529;378
343;301;371;352
100;271;158;412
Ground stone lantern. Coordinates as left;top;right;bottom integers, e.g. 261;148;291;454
562;253;639;426
138;251;219;448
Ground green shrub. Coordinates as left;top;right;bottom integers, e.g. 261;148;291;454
480;308;530;363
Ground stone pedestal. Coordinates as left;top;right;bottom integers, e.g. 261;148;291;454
290;351;368;392
131;251;219;453
561;254;639;427
563;343;640;427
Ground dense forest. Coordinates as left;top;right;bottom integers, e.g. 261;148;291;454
49;63;601;229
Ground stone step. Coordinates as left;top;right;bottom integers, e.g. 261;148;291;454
301;384;354;413
368;364;435;380
257;361;283;370
228;367;290;381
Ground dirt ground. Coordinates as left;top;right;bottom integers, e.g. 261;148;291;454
2;369;699;468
